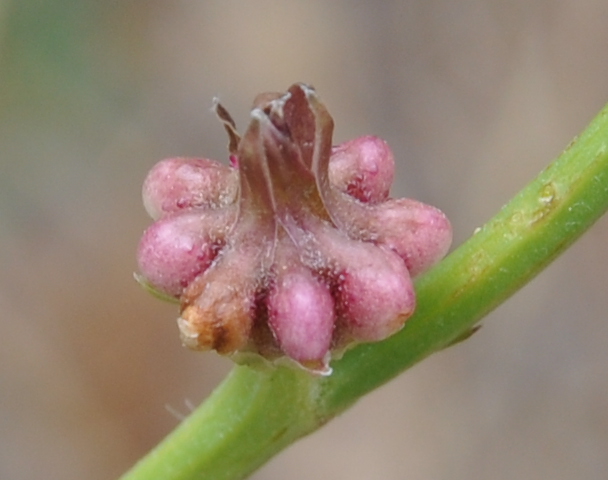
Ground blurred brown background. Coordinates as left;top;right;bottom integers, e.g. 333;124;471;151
1;1;608;479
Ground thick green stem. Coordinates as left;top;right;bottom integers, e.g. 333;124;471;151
121;104;608;480
121;366;320;480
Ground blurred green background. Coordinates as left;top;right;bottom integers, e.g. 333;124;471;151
2;1;608;479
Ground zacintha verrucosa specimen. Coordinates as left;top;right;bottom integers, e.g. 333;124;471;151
137;83;452;375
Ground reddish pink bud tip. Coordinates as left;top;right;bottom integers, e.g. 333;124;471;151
268;268;334;372
329;136;395;204
339;247;415;342
142;157;237;220
137;214;217;297
369;199;453;277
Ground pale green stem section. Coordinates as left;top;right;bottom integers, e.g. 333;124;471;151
120;104;608;480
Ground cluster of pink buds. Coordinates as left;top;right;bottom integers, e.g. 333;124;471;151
137;83;452;375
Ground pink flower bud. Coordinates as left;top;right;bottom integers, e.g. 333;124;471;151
328;197;453;277
307;221;415;343
329;136;395;204
336;245;414;342
367;198;453;276
267;263;335;373
136;209;234;297
136;83;452;374
142;157;237;220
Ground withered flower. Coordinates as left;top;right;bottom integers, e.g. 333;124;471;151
137;83;452;375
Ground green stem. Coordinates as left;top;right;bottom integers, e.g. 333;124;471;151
120;104;608;480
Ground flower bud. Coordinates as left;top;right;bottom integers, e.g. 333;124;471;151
137;213;217;297
267;262;335;373
337;245;415;342
136;83;452;374
142;157;237;220
329;136;395;204
368;198;453;276
136;209;235;297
